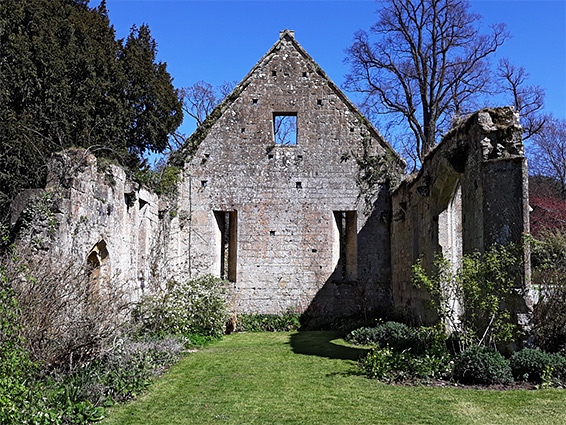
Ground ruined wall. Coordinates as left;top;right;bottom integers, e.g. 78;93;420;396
391;107;531;324
8;34;532;326
11;149;163;299
170;30;403;316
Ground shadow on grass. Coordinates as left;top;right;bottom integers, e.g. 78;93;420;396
288;330;370;361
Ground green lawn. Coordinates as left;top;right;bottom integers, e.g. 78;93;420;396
102;331;566;425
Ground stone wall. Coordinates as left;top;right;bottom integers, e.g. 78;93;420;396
169;30;404;316
8;32;532;326
390;107;531;324
11;149;163;299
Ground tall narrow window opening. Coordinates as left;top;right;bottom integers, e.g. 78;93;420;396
438;183;463;268
437;182;463;332
214;211;237;282
87;240;109;282
332;211;357;281
273;113;297;145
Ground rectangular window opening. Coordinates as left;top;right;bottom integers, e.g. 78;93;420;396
296;181;302;189
332;211;357;281
302;71;307;78
272;70;277;76
214;211;237;282
273;113;297;145
317;99;322;106
252;98;258;105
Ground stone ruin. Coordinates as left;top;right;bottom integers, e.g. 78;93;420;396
10;30;532;326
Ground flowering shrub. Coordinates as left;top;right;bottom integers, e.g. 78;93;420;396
134;274;229;339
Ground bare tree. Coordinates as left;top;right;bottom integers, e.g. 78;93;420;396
344;0;509;161
530;117;566;196
498;58;546;141
180;80;237;126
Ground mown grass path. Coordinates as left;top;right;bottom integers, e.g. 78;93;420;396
102;332;566;425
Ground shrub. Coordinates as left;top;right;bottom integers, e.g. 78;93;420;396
49;334;186;407
360;345;395;380
1;248;191;424
346;321;411;346
1;248;130;367
235;311;301;332
549;353;566;381
510;348;552;382
346;327;384;345
413;244;524;349
529;229;566;354
134;274;229;338
453;345;513;385
360;345;452;382
346;322;448;356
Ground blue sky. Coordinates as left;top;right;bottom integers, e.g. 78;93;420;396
95;0;566;141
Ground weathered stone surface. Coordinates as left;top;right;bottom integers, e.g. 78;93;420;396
170;30;404;316
13;149;162;299
390;107;531;325
9;33;531;326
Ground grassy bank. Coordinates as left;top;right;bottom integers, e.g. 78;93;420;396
102;331;566;425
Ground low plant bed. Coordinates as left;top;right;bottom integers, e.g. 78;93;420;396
101;331;566;425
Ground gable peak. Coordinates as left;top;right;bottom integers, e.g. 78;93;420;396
279;29;295;40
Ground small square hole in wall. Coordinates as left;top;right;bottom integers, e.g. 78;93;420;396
272;70;277;76
297;155;303;160
268;154;274;160
201;180;207;188
350;127;355;133
302;71;307;78
317;99;322;106
241;128;246;134
270;230;276;236
252;98;258;105
296;181;302;189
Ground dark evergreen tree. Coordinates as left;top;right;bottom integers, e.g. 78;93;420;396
0;0;183;217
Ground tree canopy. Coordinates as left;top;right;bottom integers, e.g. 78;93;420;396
529;117;566;197
0;0;183;217
345;0;509;164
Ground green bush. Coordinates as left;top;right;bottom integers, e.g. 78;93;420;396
346;322;448;356
510;348;553;382
133;274;229;338
0;269;65;424
527;230;566;354
453;345;513;385
346;327;384;345
1;250;189;424
360;345;452;382
413;244;524;349
235;311;301;332
346;322;410;346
